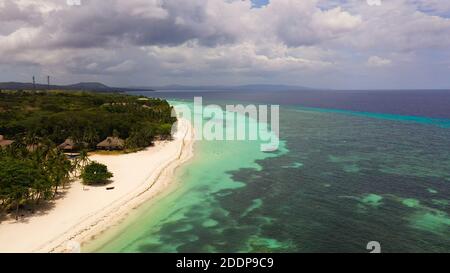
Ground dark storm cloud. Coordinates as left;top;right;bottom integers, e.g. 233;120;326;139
45;0;238;49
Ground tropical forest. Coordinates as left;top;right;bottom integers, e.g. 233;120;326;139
0;90;176;218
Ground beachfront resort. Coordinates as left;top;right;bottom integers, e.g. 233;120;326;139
0;90;194;252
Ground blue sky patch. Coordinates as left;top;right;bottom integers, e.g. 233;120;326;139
251;0;269;8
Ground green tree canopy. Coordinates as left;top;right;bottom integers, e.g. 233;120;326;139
80;162;113;185
0;157;47;219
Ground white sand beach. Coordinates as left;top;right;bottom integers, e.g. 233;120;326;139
0;119;194;253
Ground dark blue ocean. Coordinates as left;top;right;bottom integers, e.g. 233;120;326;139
148;89;450;118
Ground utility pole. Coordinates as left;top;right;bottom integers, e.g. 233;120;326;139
47;76;50;90
32;76;36;91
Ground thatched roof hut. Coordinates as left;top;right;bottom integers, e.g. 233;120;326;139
96;137;125;150
0;135;14;148
58;138;76;151
58;138;87;151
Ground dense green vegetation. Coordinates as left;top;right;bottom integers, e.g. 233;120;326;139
81;162;113;185
0;144;72;219
0;90;176;219
0;90;176;148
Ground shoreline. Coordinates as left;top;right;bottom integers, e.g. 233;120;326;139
0;118;195;253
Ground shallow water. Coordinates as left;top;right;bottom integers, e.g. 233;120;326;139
86;91;450;253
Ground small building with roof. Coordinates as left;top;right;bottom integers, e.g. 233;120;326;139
58;138;87;152
0;135;14;148
96;137;125;150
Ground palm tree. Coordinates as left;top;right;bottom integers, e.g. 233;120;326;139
23;131;40;147
77;150;91;172
82;127;99;148
42;148;71;195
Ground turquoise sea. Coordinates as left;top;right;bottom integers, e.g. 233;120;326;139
85;90;450;253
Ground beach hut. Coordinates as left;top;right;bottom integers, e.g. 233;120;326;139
58;138;87;152
96;137;125;150
0;135;14;148
58;138;76;151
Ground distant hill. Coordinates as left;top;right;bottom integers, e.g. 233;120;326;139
146;84;318;91
0;82;154;92
66;82;111;90
0;81;320;92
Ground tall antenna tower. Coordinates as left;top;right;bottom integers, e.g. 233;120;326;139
47;76;50;90
32;76;36;91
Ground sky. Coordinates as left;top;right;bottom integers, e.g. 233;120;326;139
0;0;450;90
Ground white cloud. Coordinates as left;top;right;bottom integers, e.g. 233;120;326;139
367;56;392;67
144;41;333;77
256;1;362;47
366;0;382;7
